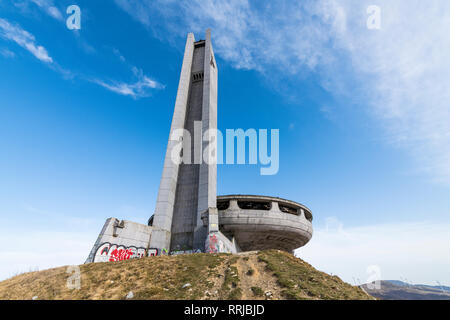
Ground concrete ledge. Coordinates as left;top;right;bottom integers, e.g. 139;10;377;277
217;195;313;252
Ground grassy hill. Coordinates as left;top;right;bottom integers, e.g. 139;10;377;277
0;250;371;300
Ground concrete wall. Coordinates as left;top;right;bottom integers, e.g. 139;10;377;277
170;37;205;250
150;33;195;251
151;30;218;253
85;218;155;263
194;29;218;250
205;231;240;254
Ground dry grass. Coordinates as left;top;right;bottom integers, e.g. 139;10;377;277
258;250;372;300
0;250;372;300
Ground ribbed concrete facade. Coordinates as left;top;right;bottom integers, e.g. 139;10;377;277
150;30;218;252
217;195;313;252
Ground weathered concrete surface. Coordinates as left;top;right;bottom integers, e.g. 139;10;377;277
205;230;240;253
194;29;218;251
217;195;313;252
150;33;196;252
150;30;218;252
85;218;153;263
169;36;205;251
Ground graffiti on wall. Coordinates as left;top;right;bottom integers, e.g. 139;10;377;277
94;238;230;263
170;249;202;255
205;233;228;253
147;248;158;257
94;242;159;262
206;234;219;253
205;233;233;253
93;243;176;262
109;247;134;261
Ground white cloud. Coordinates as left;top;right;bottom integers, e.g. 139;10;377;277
92;66;164;99
114;0;332;71
113;48;126;62
0;18;53;63
0;47;15;58
329;0;450;185
296;219;450;286
92;49;165;98
30;0;63;21
0;17;163;98
115;0;450;184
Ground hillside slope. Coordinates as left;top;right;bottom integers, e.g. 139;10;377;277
0;250;371;300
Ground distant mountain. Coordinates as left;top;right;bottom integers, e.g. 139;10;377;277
361;280;450;300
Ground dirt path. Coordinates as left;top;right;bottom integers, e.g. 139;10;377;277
235;253;282;300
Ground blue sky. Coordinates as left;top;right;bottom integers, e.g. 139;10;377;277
1;0;449;286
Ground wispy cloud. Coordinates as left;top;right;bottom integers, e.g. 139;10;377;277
296;218;450;286
30;0;63;21
114;0;450;185
113;48;126;63
0;17;163;98
0;47;15;58
0;17;52;63
328;1;450;186
91;66;164;99
114;0;336;71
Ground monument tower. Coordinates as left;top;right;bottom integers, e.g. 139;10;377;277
150;29;218;252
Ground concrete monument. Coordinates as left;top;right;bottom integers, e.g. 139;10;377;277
85;30;313;263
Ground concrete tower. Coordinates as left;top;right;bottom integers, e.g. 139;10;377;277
149;30;218;252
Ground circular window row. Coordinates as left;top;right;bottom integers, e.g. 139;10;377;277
217;199;312;222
